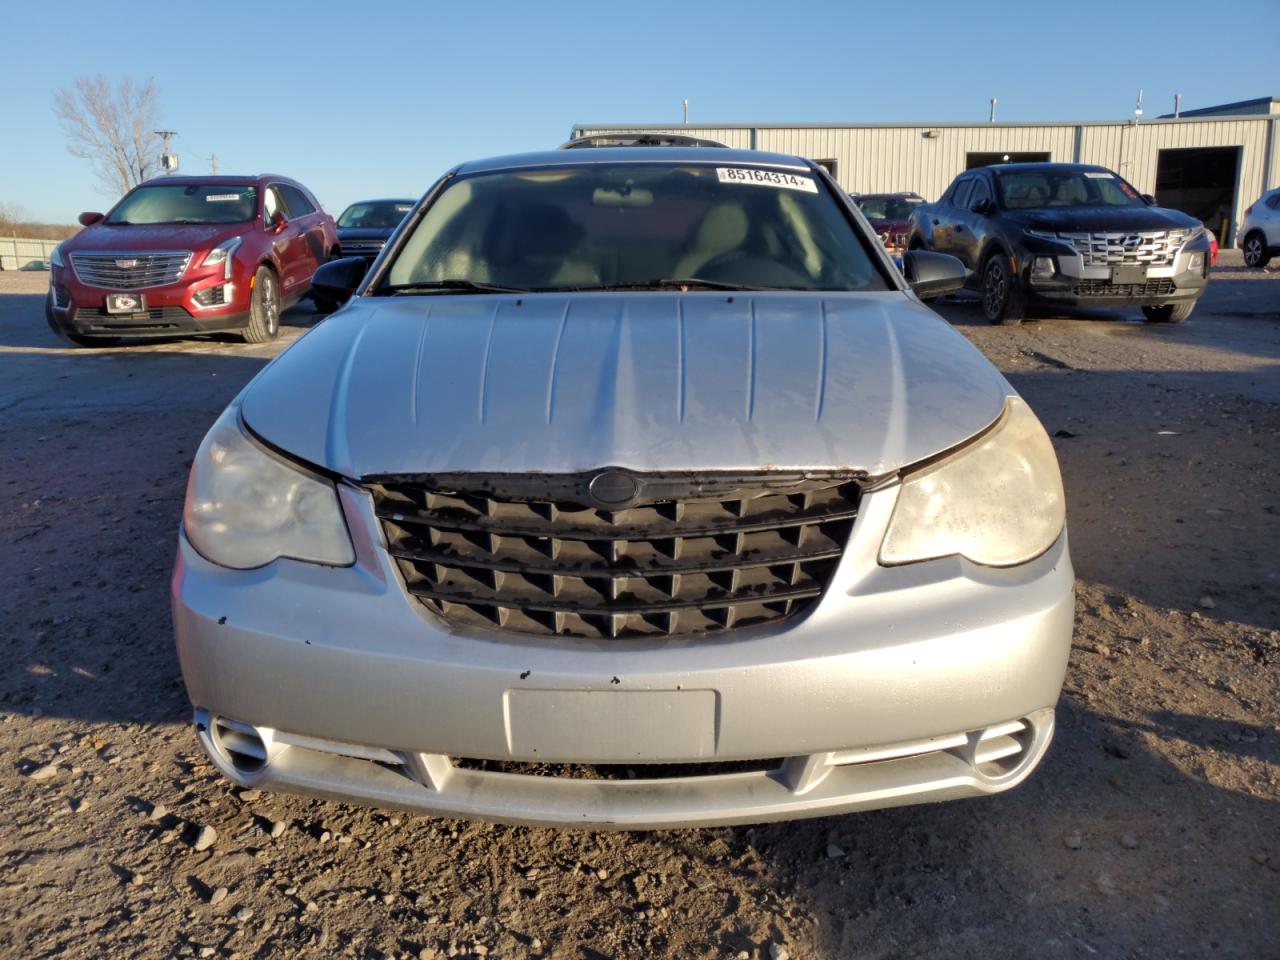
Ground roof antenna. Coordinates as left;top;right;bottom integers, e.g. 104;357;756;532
682;99;689;125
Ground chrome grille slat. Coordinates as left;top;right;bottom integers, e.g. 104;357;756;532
70;251;193;290
370;473;862;640
1055;230;1190;268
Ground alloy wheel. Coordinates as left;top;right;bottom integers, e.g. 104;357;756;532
983;260;1007;319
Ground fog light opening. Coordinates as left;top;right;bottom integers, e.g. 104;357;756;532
970;718;1037;780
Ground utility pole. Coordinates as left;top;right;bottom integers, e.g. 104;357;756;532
155;129;179;174
1173;93;1182;118
209;153;218;175
682;99;689;124
989;98;997;123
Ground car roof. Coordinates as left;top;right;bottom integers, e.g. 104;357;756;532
136;174;296;187
982;162;1113;176
343;198;417;205
454;146;812;175
852;192;922;200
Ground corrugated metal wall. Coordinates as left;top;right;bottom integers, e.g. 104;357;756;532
575;118;1279;242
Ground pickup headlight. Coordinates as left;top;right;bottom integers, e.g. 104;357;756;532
880;396;1065;567
200;237;243;280
182;407;354;570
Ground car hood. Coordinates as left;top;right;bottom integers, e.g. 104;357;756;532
1008;205;1200;233
66;221;244;252
239;292;1011;479
336;226;396;241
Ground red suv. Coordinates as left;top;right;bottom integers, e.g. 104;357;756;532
46;174;338;346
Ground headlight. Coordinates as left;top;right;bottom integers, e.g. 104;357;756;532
50;243;65;268
182;407;354;570
880;396;1065;567
201;237;243;280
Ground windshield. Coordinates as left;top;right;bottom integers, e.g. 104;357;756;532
338;200;414;229
997;169;1144;210
382;164;885;292
857;198;921;220
107;184;258;225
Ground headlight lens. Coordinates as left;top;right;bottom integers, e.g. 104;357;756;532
201;236;243;280
880;396;1065;567
50;243;65;268
182;407;354;570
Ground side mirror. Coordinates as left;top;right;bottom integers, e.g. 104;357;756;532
78;211;104;226
1141;194;1156;205
902;250;968;299
970;198;992;215
311;257;368;303
269;210;287;232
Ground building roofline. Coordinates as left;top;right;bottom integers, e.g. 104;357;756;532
573;114;1277;132
1157;95;1279;118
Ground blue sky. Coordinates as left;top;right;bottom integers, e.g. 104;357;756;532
1;0;1272;222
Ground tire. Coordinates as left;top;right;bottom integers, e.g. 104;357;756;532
981;254;1026;325
1142;302;1195;323
1242;231;1271;268
241;266;281;343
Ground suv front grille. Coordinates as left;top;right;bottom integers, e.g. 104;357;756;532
339;239;385;258
1056;230;1191;267
70;251;192;290
370;471;862;640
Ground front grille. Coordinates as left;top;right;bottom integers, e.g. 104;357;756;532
451;757;784;779
339;239;385;258
1072;278;1177;298
76;305;192;326
370;471;862;639
1056;230;1191;267
70;251;192;290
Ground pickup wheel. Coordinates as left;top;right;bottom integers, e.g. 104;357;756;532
241;266;281;343
1242;231;1271;268
981;254;1026;325
1142;302;1195;323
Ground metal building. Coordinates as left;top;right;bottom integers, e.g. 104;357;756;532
573;99;1280;245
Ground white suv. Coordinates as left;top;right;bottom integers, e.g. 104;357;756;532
1240;188;1280;268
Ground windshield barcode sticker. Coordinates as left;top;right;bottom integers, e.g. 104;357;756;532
205;193;242;202
716;168;818;193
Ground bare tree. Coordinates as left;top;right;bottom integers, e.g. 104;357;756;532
53;75;163;198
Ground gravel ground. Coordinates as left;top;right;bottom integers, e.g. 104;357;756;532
1;256;1277;960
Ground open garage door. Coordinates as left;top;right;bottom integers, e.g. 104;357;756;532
966;152;1050;169
1155;146;1240;245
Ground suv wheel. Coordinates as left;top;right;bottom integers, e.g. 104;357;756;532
242;266;281;343
1242;231;1271;268
981;254;1025;325
1142;302;1195;323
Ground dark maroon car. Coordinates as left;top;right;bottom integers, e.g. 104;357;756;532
851;192;924;251
47;174;338;346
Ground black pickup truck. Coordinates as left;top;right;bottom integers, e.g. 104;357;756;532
906;162;1210;324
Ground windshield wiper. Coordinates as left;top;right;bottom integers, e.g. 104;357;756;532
375;280;530;296
552;278;778;292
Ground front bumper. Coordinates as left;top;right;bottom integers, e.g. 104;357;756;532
1019;238;1209;309
47;262;251;339
173;483;1075;828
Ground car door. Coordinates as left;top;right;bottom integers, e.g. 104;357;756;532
952;174;994;269
932;177;974;260
1265;191;1280;246
263;185;308;295
279;185;325;288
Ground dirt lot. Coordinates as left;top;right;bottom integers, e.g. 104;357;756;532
1;257;1277;960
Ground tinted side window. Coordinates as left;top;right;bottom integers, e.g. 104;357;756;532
1266;192;1280;210
279;185;316;217
969;178;991;208
950;179;974;210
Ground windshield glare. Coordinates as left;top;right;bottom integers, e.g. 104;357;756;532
107;184;258;225
997;170;1143;210
338;200;414;229
384;165;884;292
857;198;921;220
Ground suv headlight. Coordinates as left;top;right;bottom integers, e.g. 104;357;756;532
50;243;65;268
880;396;1065;567
200;236;243;280
182;406;354;570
